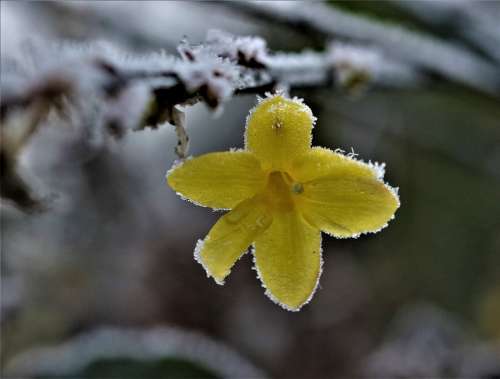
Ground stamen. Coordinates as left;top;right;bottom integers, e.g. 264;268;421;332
281;172;303;194
291;183;304;194
272;117;283;131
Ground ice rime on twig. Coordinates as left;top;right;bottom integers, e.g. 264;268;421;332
1;30;420;132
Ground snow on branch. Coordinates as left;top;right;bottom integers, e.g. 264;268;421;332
1;30;420;129
0;30;419;212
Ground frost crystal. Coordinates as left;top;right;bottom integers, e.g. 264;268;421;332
205;29;268;66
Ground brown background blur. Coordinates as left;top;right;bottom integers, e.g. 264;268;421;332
2;2;500;378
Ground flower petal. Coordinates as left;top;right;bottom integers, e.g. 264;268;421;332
253;211;322;311
245;95;315;171
195;196;272;284
291;147;382;183
294;150;399;237
167;151;266;209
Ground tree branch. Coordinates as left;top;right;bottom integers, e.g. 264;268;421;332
220;1;500;97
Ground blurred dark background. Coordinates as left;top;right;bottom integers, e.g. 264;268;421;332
1;1;500;378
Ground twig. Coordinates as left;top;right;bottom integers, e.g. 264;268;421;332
1;32;421;125
171;106;189;159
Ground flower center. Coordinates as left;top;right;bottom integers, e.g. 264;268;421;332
264;171;303;212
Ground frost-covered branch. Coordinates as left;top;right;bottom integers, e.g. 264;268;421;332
221;1;500;96
1;30;421;133
0;30;419;211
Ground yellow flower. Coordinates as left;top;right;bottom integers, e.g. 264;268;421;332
167;94;399;311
